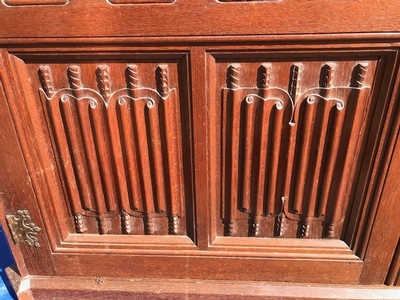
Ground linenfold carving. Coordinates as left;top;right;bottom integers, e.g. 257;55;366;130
38;63;184;235
222;61;371;239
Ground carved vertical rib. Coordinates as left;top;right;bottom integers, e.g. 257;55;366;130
285;63;303;213
59;94;95;212
89;102;118;212
120;65;144;212
67;66;108;215
250;64;273;233
147;98;167;213
254;99;271;217
157;65;182;220
39;66;83;217
132;92;156;223
240;94;255;213
330;63;369;226
263;63;284;218
308;64;336;220
92;66;118;212
226;64;241;235
317;108;346;219
292;97;317;222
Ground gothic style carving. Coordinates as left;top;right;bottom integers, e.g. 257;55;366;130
6;210;41;247
221;61;372;238
38;63;185;235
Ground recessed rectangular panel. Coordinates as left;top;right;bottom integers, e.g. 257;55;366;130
209;53;378;241
24;55;194;247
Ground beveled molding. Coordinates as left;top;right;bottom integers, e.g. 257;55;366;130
2;0;68;6
28;276;400;300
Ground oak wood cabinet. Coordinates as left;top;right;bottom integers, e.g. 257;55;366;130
0;1;399;299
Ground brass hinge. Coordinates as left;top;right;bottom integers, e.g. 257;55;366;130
6;210;41;247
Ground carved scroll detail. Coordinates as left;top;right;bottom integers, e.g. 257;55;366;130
222;62;372;238
38;63;184;235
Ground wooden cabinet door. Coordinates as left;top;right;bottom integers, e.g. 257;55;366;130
0;0;400;294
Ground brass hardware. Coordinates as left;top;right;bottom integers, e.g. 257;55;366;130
6;210;41;247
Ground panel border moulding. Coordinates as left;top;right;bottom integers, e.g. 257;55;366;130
206;49;400;260
2;0;68;6
0;50;197;254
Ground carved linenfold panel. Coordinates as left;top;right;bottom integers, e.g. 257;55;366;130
2;0;68;5
38;61;187;236
215;57;376;239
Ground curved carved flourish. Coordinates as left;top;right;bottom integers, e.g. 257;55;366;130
222;61;372;238
38;63;184;236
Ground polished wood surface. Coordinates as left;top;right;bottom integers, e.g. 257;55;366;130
0;1;400;298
